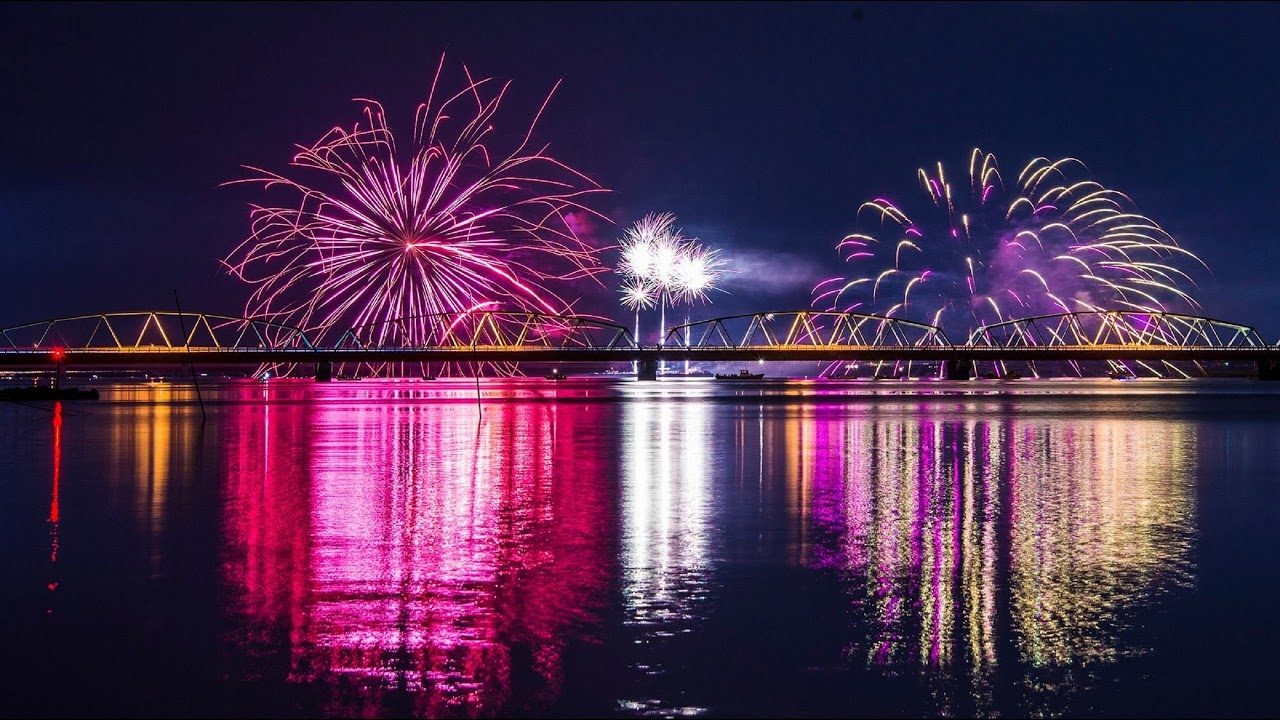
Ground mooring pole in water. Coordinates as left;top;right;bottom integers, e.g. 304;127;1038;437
472;341;482;417
173;291;207;422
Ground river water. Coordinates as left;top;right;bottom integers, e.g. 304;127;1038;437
1;378;1277;718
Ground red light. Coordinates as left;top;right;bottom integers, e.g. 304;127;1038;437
50;348;65;362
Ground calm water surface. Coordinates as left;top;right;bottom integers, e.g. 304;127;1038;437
2;378;1278;718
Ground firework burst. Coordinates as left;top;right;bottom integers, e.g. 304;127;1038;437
813;148;1207;341
616;212;724;344
223;56;609;350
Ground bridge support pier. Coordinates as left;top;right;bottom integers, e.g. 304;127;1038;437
315;360;333;382
1258;359;1280;381
637;356;658;381
944;358;973;381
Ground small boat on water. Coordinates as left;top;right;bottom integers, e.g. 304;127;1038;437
715;369;764;381
545;368;567;380
979;370;1023;380
1108;369;1136;380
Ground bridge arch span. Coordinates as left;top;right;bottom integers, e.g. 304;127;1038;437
338;310;637;350
968;311;1264;349
0;311;315;350
664;311;951;349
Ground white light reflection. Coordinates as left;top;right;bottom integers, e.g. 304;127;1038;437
618;398;714;717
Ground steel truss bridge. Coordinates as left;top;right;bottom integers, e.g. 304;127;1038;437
0;309;1277;380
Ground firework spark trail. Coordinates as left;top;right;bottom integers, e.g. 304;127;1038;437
616;212;725;345
812;148;1208;344
223;55;610;352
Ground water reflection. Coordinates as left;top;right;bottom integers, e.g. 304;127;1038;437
801;405;1197;715
98;383;208;579
216;383;1200;717
222;391;616;717
48;402;61;612
618;400;715;716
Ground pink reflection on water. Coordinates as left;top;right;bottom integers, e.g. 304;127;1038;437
221;384;616;717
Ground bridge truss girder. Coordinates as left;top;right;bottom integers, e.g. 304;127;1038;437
0;311;314;351
969;311;1264;349
664;311;952;349
337;311;637;350
966;310;1265;379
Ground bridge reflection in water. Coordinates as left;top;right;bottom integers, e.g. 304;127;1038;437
211;382;1196;717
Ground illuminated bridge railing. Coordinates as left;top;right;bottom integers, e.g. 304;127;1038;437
0;311;315;351
337;311;637;350
664;311;951;350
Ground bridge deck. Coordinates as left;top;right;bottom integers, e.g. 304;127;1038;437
0;345;1274;366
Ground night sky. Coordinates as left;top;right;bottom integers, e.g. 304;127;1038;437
3;2;1279;337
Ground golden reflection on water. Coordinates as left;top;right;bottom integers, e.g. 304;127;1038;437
1005;419;1196;713
101;382;212;578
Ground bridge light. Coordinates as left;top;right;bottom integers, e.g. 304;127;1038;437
50;347;65;362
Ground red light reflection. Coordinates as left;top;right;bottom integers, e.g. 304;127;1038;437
50;401;62;524
48;401;62;606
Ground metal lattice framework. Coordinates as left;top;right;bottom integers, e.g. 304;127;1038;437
664;311;951;349
1;308;1274;380
969;311;1265;348
0;311;314;350
966;311;1266;378
338;311;637;350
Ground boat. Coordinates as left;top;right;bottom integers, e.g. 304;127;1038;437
0;386;99;401
1108;369;1136;380
545;368;567;380
715;369;764;381
978;369;1023;380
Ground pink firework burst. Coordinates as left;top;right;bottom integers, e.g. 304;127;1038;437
223;56;610;348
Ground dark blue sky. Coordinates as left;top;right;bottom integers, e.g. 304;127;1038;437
3;2;1278;337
